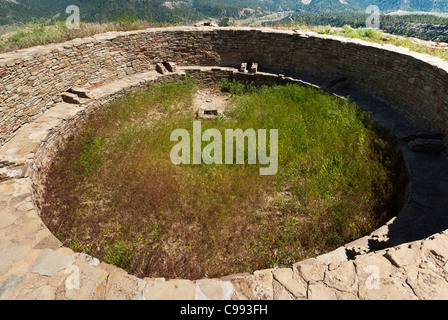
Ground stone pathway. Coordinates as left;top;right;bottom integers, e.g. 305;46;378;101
1;66;448;300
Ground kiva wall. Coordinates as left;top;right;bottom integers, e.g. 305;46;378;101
1;26;448;145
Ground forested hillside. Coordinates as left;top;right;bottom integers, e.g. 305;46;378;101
355;0;448;12
0;0;200;25
267;11;448;27
1;0;447;26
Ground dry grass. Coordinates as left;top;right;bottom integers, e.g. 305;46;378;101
0;20;174;53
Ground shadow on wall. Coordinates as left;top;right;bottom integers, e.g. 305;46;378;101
330;81;448;253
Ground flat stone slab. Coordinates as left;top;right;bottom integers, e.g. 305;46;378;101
28;249;75;277
0;208;17;230
144;279;196;300
64;263;109;300
195;279;234;300
14;285;55;300
0;242;32;277
273;268;307;299
105;272;147;300
0;274;26;300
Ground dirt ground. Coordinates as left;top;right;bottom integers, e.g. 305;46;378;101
193;87;232;119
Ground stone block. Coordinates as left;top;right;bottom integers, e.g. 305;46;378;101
273;268;307;299
68;87;90;99
0;242;32;277
0;208;17;230
0;274;26;300
105;271;147;300
273;280;294;300
144;279;196;300
195;279;233;300
316;246;348;265
253;269;274;300
156;62;168;75
61;92;89;105
405;266;448;300
164;61;177;73
307;282;338;300
239;63;247;73
249;62;258;74
293;259;326;283
221;273;258;300
65;263;109;300
323;261;357;293
15;285;55;300
384;246;424;268
195;21;218;27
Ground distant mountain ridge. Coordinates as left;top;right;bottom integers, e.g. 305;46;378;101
0;0;447;26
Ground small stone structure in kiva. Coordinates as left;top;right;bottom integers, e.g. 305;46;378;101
0;27;448;300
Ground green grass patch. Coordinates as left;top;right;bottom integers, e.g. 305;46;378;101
41;79;406;280
313;25;448;61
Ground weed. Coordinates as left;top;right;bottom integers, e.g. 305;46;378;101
104;240;133;270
